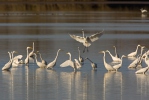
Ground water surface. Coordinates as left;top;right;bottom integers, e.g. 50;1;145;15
0;11;149;100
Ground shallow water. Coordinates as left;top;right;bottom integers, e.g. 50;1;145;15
0;11;149;100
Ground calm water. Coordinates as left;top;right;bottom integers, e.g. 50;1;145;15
0;11;149;100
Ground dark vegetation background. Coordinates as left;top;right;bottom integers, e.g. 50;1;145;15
0;0;148;11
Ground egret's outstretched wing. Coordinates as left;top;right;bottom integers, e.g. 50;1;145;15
60;60;73;67
13;55;23;60
89;29;104;42
69;34;84;43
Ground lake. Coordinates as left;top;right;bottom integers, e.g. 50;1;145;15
0;11;149;100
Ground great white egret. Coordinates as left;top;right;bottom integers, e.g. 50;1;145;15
47;49;61;69
37;51;47;65
34;53;47;68
113;55;126;71
25;47;32;65
60;52;81;71
99;51;116;72
78;47;84;64
2;52;12;71
106;50;121;62
12;54;23;67
127;44;141;57
69;29;104;53
140;8;147;13
135;66;149;74
85;57;97;70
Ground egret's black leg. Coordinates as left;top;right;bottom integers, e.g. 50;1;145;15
83;47;86;53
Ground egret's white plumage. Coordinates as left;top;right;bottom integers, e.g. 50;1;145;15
85;57;97;70
113;55;126;71
69;29;104;52
37;51;47;65
106;50;121;62
127;44;140;57
140;8;147;13
47;49;61;69
113;46;119;58
135;66;149;74
34;53;46;68
2;52;12;71
12;55;23;67
60;52;79;71
100;51;116;71
29;42;35;58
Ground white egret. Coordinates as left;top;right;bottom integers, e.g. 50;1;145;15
113;55;126;71
74;59;82;69
135;66;149;74
140;8;147;13
47;49;61;69
99;51;116;72
37;51;47;65
12;55;23;67
78;47;84;64
34;53;47;68
113;46;119;58
69;29;104;53
2;52;12;71
85;57;97;70
127;44;141;57
106;50;121;62
29;42;35;58
60;52;77;71
25;47;32;65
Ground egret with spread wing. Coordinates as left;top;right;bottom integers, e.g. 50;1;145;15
69;29;104;53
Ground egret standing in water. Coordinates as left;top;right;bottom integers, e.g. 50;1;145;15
47;49;61;69
78;47;84;64
127;44;141;57
69;29;104;53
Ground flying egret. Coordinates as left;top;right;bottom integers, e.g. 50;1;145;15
106;50;121;62
78;47;84;64
37;51;47;65
69;29;104;53
60;52;82;71
47;49;61;69
99;51;116;72
113;55;126;71
85;57;97;70
34;53;47;68
140;8;147;13
127;44;141;57
2;52;13;71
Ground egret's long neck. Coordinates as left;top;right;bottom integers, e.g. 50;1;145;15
114;47;117;56
135;46;139;53
39;53;43;61
87;58;93;63
34;54;38;63
82;30;84;38
32;42;34;52
8;52;12;62
107;51;114;58
103;52;106;65
140;48;144;56
69;53;71;61
27;48;29;57
54;50;60;61
78;48;81;57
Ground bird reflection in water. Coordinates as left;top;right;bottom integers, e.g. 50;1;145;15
103;72;122;100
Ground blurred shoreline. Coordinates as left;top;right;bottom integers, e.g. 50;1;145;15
0;1;148;12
